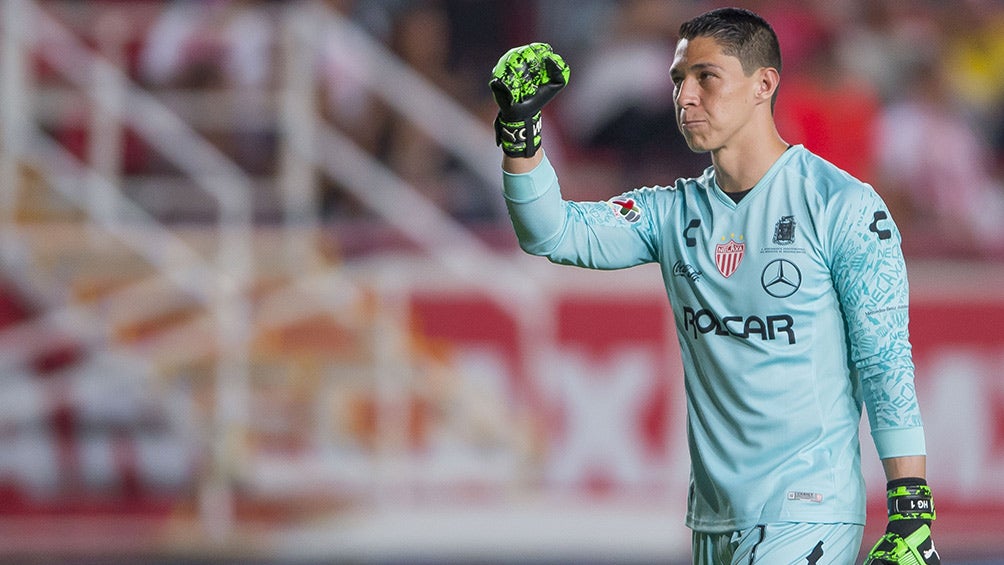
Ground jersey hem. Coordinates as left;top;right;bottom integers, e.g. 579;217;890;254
686;511;865;533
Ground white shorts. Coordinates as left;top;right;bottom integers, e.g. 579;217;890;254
692;522;864;565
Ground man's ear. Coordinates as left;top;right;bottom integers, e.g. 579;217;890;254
755;67;780;104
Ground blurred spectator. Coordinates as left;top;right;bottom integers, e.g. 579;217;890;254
835;2;939;104
137;0;278;173
42;3;156;177
316;0;387;218
31;0;1004;256
317;0;374;145
138;0;274;90
316;0;510;222
373;2;493;222
441;1;513;87
775;32;882;182
940;2;1004;124
875;55;1004;257
939;1;1004;177
555;0;699;189
749;0;836;76
533;0;619;62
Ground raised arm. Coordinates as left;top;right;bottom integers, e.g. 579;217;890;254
490;43;658;270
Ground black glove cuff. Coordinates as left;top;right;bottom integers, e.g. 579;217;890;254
886;477;927;490
886;477;935;522
495;112;542;158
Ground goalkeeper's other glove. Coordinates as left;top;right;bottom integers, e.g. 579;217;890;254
489;42;569;158
864;477;940;565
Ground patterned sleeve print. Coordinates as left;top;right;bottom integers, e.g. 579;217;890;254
829;185;923;433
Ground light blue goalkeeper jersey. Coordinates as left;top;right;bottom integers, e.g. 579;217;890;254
503;145;926;532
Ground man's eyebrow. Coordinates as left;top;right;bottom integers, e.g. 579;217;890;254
688;62;725;72
670;62;725;77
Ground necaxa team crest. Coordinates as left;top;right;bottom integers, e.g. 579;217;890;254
715;237;745;278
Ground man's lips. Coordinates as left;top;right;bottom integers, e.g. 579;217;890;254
680;118;706;129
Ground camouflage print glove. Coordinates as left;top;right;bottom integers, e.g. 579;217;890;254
864;478;940;565
489;42;569;158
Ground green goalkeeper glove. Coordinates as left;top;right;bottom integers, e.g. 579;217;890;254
864;478;940;565
489;42;569;158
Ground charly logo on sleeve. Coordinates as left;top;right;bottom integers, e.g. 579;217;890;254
868;210;892;240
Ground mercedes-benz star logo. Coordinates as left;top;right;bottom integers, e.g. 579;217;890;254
761;259;802;298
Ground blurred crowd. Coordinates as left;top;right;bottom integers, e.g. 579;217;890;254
37;0;1004;258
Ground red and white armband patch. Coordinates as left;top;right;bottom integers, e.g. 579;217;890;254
608;198;643;223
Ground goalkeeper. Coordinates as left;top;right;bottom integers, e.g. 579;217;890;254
490;7;938;565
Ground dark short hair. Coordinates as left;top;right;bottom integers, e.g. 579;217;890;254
678;7;782;76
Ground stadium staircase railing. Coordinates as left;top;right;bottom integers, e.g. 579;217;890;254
0;0;544;551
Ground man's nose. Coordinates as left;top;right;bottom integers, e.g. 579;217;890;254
675;76;699;107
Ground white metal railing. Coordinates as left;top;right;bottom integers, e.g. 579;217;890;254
287;5;543;313
271;6;553;520
311;3;507;216
0;0;549;549
0;1;30;263
35;8;255;278
1;0;255;540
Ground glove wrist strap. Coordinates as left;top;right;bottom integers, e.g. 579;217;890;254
887;477;936;522
495;112;542;158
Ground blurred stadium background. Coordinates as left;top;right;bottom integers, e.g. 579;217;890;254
0;0;1002;563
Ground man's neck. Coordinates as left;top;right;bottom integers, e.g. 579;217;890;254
711;134;790;194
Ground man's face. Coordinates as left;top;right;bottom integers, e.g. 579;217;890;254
669;36;761;153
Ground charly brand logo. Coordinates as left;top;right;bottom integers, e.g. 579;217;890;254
761;259;802;298
714;235;745;278
868;210;892;240
773;215;796;245
684;218;701;247
609;198;642;223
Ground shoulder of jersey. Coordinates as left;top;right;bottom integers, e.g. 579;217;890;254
629;167;712;195
796;148;872;201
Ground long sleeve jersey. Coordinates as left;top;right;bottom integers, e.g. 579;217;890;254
502;146;925;532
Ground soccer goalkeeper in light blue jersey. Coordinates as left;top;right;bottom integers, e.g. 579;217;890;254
490;7;938;565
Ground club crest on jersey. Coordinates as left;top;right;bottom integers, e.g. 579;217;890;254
609;198;642;223
715;235;745;278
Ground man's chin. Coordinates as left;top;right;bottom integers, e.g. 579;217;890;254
679;132;709;153
677;128;713;153
684;140;712;154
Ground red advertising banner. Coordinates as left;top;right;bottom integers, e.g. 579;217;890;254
1;263;1002;560
408;277;1004;558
